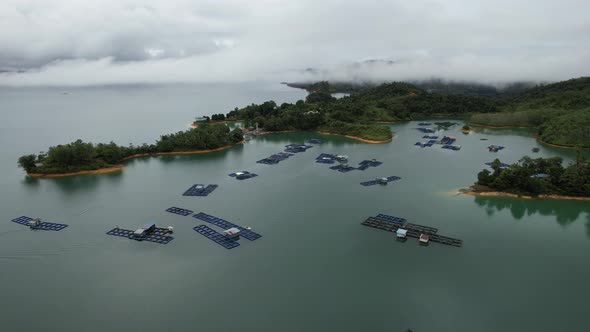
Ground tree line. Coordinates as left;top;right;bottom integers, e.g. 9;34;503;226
18;124;243;174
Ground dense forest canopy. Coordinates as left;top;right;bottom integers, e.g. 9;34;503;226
476;156;590;197
18;124;243;174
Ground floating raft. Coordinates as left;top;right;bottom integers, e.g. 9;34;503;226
438;136;456;145
485;161;510;168
415;140;437;148
306;138;324;144
11;216;68;231
166;207;193;216
488;145;505;152
362;214;462;247
106;227;174;244
193;225;240;249
183;184;218;196
228;171;258;180
358;159;383;168
193;212;261;241
360;176;402;186
422;135;438;139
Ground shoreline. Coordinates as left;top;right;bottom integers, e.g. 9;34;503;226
461;190;590;202
318;132;393;144
465;121;536;129
537;137;590;150
27;143;241;178
191;119;241;128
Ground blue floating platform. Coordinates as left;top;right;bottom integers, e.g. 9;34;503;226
183;184;218;196
422;135;439;139
257;152;294;164
193;212;262;241
166;207;193;216
360;176;402;186
11;216;68;231
193;225;240;249
375;214;407;225
106;227;174;244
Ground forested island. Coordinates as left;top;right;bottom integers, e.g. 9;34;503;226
18;124;243;176
466;156;590;199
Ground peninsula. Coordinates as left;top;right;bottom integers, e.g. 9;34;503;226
18;124;243;176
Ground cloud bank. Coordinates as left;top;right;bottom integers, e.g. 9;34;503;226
0;0;589;86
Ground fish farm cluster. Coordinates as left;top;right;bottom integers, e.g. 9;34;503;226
415;132;461;151
362;214;463;247
11;216;68;231
315;154;383;173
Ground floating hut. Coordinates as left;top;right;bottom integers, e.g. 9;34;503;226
396;229;408;238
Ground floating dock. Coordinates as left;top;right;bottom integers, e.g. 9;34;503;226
193;212;261;241
362;214;462;247
316;153;337;164
166;207;193;216
106;225;174;244
193;225;240;249
284;144;313;153
11;216;68;231
360;176;402;186
329;164;356;173
182;184;218;196
257;152;294;165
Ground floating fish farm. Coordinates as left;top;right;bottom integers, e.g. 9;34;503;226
182;184;218;196
306;138;324;144
106;224;174;244
360;176;402;186
485;161;510;168
228;171;258;180
488;145;505;152
417;128;436;133
284;143;313;153
438;136;456;145
193;225;240;249
166;207;194;216
361;214;462;247
193;212;262;241
415;140;437;148
442;145;461;151
316;153;337;164
329;164;356;172
422;135;438;139
257;152;294;165
11;216;68;231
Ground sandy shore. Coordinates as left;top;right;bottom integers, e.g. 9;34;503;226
461;190;590;201
27;143;240;178
318;132;393;144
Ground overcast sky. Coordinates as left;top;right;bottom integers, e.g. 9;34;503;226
0;0;589;86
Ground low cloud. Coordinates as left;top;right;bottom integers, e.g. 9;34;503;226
0;0;589;86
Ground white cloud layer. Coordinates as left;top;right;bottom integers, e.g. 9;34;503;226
0;0;589;86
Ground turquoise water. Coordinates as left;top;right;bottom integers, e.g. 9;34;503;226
0;85;589;332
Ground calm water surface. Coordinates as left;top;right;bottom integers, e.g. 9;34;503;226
0;84;589;332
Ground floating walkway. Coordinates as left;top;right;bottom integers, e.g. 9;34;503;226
360;176;401;186
193;225;240;249
166;207;193;216
106;225;174;244
193;212;262;241
183;184;218;196
361;214;462;247
228;171;258;180
11;216;68;231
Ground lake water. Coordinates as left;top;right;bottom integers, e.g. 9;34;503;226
0;84;589;332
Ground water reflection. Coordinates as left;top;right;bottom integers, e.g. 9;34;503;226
474;196;590;230
252;132;358;147
22;171;123;195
